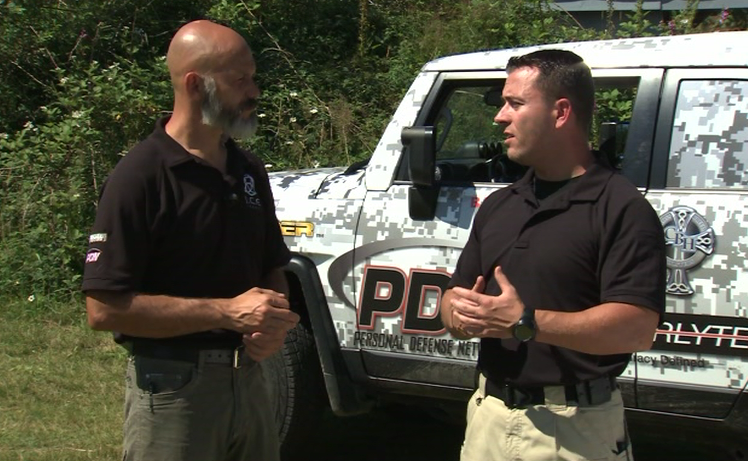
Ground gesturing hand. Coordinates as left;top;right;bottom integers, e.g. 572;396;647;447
224;287;300;335
450;266;524;339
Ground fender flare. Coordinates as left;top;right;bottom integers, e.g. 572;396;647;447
285;254;372;416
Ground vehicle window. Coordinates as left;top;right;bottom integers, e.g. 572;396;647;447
406;75;644;185
432;84;513;183
666;79;748;189
591;77;641;171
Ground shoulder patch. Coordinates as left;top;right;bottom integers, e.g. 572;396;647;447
89;233;107;243
85;249;102;263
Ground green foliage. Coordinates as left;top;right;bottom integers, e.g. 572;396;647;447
596;88;635;126
0;0;746;301
614;0;658;38
250;86;341;170
662;0;701;35
0;57;170;299
0;0;213;134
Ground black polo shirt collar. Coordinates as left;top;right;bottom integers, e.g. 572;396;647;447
509;158;615;210
150;117;249;174
149;117;199;168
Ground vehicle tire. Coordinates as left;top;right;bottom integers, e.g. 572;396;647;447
265;320;327;461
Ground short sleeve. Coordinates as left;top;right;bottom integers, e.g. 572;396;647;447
600;196;666;314
81;162;156;293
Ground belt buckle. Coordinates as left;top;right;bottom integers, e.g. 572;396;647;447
233;345;245;369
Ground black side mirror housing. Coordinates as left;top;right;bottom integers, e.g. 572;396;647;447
401;126;435;187
401;126;438;220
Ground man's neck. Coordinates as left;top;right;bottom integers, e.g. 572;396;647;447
165;113;227;173
533;149;594;181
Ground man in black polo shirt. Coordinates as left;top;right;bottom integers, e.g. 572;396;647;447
82;20;299;461
441;50;665;461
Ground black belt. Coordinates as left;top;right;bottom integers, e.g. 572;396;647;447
129;341;254;369
484;375;617;409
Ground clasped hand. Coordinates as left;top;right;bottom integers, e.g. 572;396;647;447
228;287;300;361
450;266;525;339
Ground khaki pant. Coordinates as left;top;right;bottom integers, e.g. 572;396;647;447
460;374;633;461
122;354;279;461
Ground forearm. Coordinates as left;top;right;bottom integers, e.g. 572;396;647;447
441;289;473;340
535;302;659;355
86;291;230;338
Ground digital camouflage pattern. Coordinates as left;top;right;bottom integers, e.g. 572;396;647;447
269;30;748;401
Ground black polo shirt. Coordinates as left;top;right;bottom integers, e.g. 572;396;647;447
82;117;290;345
449;160;666;387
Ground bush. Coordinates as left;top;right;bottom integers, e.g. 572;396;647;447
0;0;745;301
0;59;170;299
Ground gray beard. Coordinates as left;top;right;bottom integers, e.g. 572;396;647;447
200;76;258;139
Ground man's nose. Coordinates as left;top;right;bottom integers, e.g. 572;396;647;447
242;78;262;99
246;79;261;100
494;104;509;125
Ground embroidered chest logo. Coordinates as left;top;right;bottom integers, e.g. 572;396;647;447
659;206;715;296
242;173;262;208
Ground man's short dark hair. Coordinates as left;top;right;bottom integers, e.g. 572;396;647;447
506;49;594;134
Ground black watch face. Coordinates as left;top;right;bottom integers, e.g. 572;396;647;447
514;323;535;342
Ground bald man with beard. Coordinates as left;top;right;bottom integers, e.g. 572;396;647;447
82;20;299;461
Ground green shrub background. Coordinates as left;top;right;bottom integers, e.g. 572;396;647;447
0;0;745;303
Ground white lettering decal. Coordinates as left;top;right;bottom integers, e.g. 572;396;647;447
89;233;107;243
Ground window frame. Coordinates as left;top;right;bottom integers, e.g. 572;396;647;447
395;71;507;183
395;68;663;188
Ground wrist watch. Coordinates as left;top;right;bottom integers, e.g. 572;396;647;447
512;308;536;342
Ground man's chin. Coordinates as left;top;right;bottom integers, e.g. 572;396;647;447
505;150;524;165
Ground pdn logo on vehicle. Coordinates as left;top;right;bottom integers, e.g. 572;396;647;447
358;266;450;334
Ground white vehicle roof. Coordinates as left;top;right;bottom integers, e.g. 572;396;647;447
423;31;748;71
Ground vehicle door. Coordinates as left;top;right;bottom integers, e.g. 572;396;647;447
353;72;504;392
638;69;748;418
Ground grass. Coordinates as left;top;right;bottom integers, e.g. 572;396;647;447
0;297;126;461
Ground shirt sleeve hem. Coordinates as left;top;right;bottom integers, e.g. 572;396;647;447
81;278;138;293
603;293;664;314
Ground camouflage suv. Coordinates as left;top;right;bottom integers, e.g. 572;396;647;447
265;31;748;460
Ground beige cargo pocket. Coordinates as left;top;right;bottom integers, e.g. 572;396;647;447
556;397;629;461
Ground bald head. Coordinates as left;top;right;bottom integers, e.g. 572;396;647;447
165;20;260;140
166;20;251;87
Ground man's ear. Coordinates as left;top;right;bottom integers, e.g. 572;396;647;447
554;98;572;129
184;72;204;100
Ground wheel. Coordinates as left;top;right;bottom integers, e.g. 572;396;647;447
265;321;327;460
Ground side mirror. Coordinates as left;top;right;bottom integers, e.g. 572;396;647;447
401;126;438;221
483;86;504;107
401;126;435;187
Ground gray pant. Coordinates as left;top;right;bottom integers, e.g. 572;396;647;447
123;354;279;461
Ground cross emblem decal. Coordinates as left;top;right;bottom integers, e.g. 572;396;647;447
660;206;715;296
